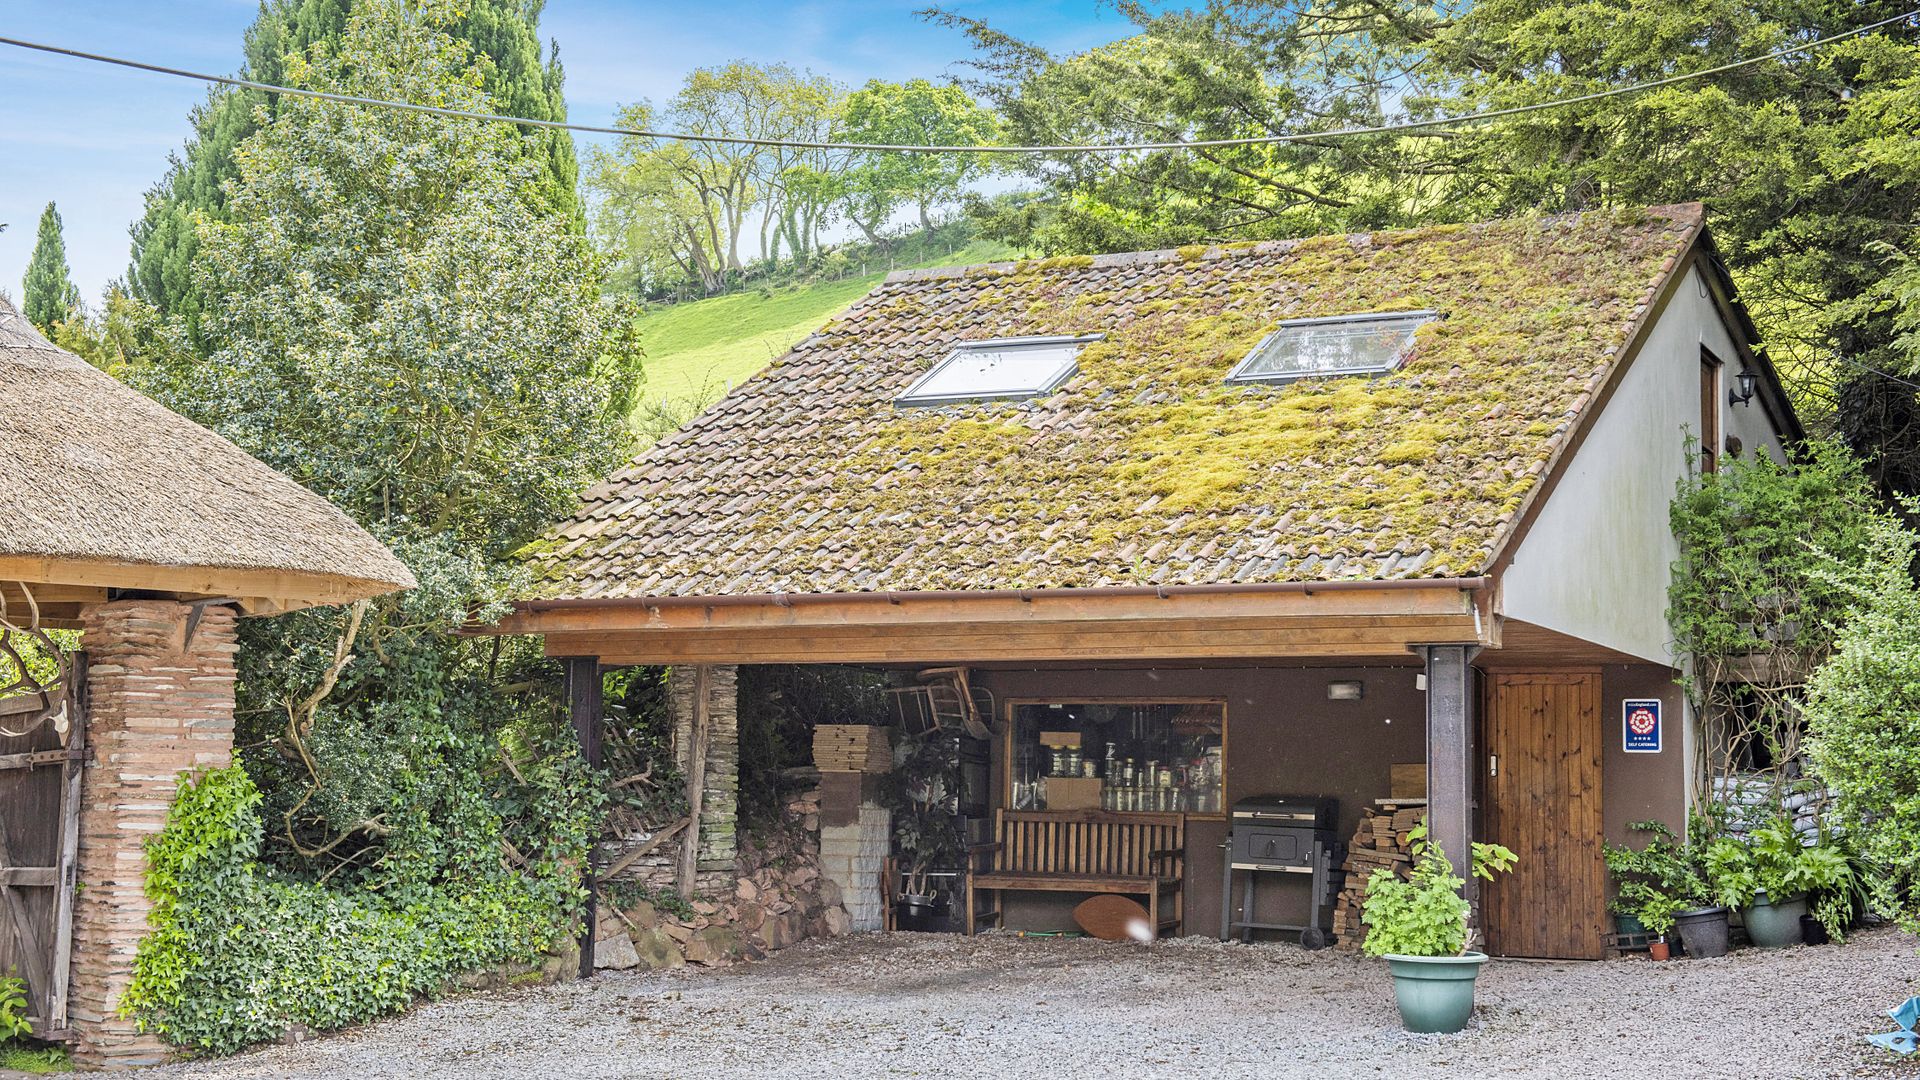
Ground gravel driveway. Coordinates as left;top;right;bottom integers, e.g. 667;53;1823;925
141;927;1920;1079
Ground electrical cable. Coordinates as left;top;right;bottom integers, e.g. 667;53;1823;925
0;10;1913;155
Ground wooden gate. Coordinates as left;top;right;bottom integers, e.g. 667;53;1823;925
1481;672;1605;960
0;659;84;1036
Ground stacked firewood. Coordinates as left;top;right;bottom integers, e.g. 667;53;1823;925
812;724;892;773
1331;802;1426;951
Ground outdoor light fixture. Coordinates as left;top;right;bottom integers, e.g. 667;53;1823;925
1730;367;1757;407
1327;680;1364;701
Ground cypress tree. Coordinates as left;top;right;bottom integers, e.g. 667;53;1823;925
127;0;579;347
22;203;81;332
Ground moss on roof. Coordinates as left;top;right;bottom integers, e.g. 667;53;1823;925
531;205;1702;600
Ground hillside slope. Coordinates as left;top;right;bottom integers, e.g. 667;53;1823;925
633;240;1015;412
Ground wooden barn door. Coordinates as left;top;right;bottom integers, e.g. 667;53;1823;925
1481;673;1605;960
0;665;85;1035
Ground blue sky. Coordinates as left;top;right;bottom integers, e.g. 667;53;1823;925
0;1;1126;303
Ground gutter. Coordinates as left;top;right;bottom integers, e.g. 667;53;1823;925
515;576;1492;613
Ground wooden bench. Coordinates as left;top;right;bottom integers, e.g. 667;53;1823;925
965;809;1185;938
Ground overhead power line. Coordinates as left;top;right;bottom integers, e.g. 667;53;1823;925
0;11;1914;155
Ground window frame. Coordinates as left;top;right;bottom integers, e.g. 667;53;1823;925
1224;309;1441;386
1000;695;1229;820
1700;346;1725;474
894;334;1101;408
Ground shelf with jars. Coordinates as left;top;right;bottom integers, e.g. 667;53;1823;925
1007;700;1224;816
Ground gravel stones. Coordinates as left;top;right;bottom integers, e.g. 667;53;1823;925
139;927;1920;1079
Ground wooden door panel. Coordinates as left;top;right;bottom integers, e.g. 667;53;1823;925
1483;673;1605;960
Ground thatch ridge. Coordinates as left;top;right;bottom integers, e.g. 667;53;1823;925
0;299;414;602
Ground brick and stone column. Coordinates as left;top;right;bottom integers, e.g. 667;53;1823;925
819;802;891;932
70;600;238;1069
669;665;738;890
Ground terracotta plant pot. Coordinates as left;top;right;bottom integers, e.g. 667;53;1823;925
1648;937;1670;961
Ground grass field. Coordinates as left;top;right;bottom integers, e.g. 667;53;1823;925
632;240;1015;412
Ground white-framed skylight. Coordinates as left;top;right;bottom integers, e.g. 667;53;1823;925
894;335;1099;407
1225;310;1440;385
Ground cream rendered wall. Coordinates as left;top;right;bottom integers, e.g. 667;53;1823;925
1499;263;1788;665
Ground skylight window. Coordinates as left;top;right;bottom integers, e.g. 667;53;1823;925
895;335;1097;407
1226;310;1439;385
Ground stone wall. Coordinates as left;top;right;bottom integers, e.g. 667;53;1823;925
669;665;738;873
70;600;238;1070
593;785;852;972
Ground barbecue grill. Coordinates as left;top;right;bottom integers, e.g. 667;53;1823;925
1219;795;1339;948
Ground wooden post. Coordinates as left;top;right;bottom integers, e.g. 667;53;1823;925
677;665;711;900
1423;645;1478;898
50;654;86;1029
563;656;602;979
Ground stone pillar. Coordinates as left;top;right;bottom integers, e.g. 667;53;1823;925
819;804;891;932
70;600;238;1070
669;665;737;881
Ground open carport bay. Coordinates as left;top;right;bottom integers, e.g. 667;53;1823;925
136;927;1920;1079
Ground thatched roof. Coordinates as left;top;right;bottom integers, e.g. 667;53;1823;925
0;298;414;610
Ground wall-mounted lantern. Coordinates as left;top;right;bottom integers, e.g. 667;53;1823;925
1730;367;1757;407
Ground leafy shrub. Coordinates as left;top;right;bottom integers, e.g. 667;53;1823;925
124;768;584;1055
1603;818;1722;936
1802;508;1920;931
0;974;30;1042
1361;824;1515;957
1700;816;1851;910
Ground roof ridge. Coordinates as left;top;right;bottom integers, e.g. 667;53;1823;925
882;203;1707;285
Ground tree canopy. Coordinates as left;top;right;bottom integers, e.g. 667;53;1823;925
126;0;580;349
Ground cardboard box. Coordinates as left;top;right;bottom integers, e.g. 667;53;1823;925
1390;763;1427;800
1046;777;1103;810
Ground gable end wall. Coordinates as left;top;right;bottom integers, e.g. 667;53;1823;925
1498;263;1788;665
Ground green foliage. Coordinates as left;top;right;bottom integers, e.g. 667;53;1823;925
0;974;31;1043
737;666;888;832
598;879;696;921
1603;819;1716;936
1700;816;1850;908
0;1043;70;1074
839;79;1001;232
1802;504;1920;932
112;3;627;1051
128;0;579;346
883;729;967;896
1361;825;1516;958
124;768;584;1055
21;203;79;333
1667;440;1886;792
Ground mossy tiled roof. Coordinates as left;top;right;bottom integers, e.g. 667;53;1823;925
531;204;1704;600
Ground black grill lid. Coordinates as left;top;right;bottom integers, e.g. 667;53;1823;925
1231;794;1338;828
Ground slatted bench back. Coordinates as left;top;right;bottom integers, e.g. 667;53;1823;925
993;810;1185;879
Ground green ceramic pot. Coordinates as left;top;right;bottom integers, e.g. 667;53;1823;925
1385;952;1490;1034
1743;892;1808;949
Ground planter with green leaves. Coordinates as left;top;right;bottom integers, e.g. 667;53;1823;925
1604;817;1732;958
884;729;966;921
1362;824;1517;1034
1702;816;1853;948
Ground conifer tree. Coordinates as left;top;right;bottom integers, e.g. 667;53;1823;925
22;202;80;332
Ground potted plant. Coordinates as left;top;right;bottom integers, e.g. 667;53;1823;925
885;729;966;926
1604;818;1729;958
1361;823;1516;1034
1702;816;1852;948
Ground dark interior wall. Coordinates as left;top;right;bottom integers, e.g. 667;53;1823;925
976;665;1427;938
1600;664;1688;845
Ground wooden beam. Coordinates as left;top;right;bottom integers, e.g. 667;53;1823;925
50;660;84;1030
1423;645;1477;902
492;584;1480;637
563;656;601;979
551;612;1483;666
0;555;403;611
677;666;712;901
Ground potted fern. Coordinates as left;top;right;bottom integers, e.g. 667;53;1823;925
1702;816;1852;948
1361;823;1517;1034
